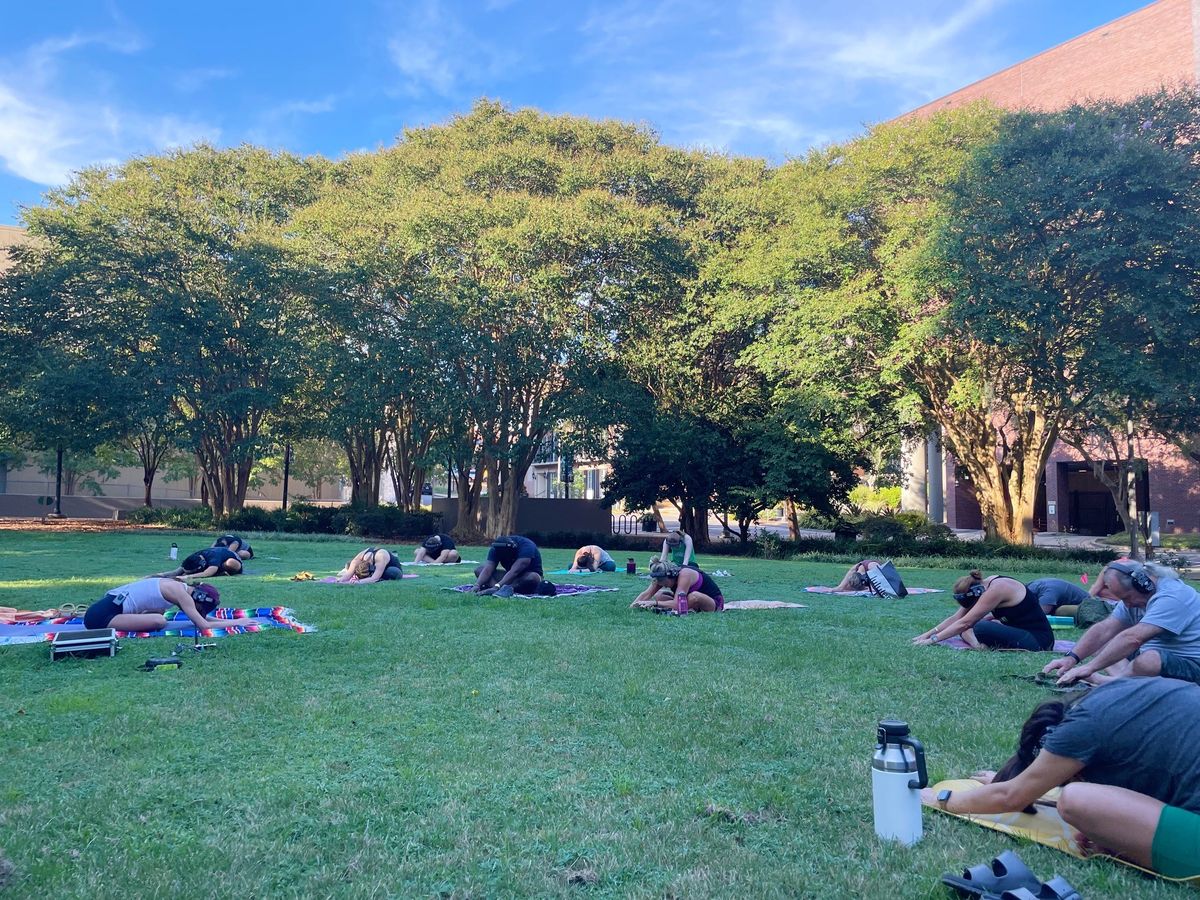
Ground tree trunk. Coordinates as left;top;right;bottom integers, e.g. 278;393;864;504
715;510;736;538
143;468;155;507
785;498;800;541
484;459;500;537
454;459;486;541
494;469;521;538
680;501;709;548
738;515;752;546
343;427;387;508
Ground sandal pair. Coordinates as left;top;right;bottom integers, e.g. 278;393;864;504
942;851;1080;900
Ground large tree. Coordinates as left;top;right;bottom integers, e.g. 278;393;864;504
720;93;1200;543
0;247;134;511
303;101;700;537
927;92;1200;541
21;145;329;515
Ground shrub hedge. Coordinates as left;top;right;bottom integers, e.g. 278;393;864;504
120;509;1116;565
123;503;442;541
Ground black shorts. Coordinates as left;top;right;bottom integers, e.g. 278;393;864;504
83;594;123;629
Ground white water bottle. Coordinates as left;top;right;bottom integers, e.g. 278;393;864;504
169;542;178;560
871;718;928;846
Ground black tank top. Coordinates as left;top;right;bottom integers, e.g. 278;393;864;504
961;576;1053;646
684;565;722;599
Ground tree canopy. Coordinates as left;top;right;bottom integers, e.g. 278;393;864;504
3;93;1197;545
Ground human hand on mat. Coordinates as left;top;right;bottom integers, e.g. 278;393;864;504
1055;665;1093;687
1042;655;1075;677
970;769;997;784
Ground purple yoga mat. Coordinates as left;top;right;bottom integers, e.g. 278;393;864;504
448;583;618;597
940;636;1076;652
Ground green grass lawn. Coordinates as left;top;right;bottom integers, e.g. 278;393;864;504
0;529;1192;898
1101;531;1200;551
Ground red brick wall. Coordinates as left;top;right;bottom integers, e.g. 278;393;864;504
909;0;1197;117
1048;440;1200;534
913;0;1200;533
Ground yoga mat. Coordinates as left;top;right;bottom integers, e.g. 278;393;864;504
804;586;943;595
548;568;601;575
1047;615;1077;629
938;637;1076;653
411;560;478;566
0;607;315;645
925;778;1200;884
448;584;618;597
318;574;419;582
722;600;807;610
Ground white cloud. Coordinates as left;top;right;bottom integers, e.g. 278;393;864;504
272;96;339;117
173;66;235;93
0;31;219;187
777;0;1008;99
572;0;1013;159
0;84;79;184
386;0;517;97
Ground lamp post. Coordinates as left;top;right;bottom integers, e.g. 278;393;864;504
48;444;65;518
281;443;292;512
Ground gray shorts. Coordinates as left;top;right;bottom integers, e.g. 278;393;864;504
1154;649;1200;685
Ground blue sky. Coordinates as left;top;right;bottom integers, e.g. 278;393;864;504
0;0;1153;224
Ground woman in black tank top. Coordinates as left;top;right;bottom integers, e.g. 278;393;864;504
913;569;1053;651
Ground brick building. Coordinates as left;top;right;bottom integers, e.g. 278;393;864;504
902;0;1200;535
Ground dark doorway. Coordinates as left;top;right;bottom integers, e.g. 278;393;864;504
1063;463;1148;536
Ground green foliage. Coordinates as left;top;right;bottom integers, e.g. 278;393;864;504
848;485;901;515
16;145;330;515
122;505;216;529
341;505;441;540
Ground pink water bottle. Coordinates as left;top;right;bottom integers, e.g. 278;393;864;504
676;592;689;615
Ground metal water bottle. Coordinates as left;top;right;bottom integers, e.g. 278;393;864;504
626;558;636;575
169;542;178;560
871;718;928;846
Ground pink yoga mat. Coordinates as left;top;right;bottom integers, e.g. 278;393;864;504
939;636;1076;652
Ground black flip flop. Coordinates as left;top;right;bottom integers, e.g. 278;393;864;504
942;850;1041;897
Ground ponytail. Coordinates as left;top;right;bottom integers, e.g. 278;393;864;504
951;570;985;599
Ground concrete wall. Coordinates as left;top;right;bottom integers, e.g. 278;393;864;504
432;497;614;536
2;461;346;504
0;495;202;520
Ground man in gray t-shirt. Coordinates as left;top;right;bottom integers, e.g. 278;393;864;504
1027;578;1091;614
1045;561;1200;686
1041;677;1200;813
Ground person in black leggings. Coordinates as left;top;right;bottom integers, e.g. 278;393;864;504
912;569;1053;651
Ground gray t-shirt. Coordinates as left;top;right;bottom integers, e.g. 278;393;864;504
109;579;172;615
1042;677;1200;812
1027;578;1090;611
1113;577;1200;659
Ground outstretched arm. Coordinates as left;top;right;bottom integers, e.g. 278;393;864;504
1060;622;1164;684
930;751;1083;816
1043;615;1126;676
471;561;498;592
913;606;967;644
496;557;531;586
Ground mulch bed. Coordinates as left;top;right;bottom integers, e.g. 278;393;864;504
0;518;167;533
